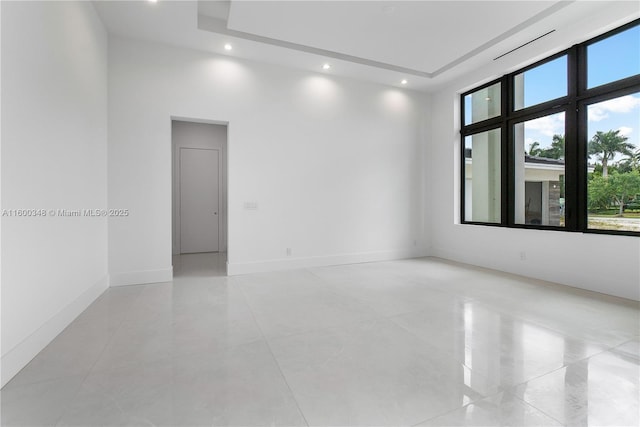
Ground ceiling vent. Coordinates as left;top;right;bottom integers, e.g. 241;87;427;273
493;30;556;61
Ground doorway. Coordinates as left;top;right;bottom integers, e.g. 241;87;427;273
171;120;228;274
525;181;543;225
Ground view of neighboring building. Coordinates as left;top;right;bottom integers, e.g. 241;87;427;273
465;150;566;226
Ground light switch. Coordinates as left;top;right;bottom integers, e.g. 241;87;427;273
244;202;258;210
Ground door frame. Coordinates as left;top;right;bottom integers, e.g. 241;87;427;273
178;147;222;253
171;117;229;262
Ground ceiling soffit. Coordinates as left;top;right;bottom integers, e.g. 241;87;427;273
197;1;573;79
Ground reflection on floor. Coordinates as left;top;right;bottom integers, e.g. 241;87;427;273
1;257;638;426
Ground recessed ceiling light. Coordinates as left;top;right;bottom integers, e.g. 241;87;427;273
148;0;158;3
224;44;233;51
401;79;408;85
382;5;396;14
485;97;491;101
322;63;331;70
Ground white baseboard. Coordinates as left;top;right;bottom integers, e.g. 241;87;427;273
430;247;465;264
1;275;109;388
109;267;173;287
227;248;429;275
431;246;640;302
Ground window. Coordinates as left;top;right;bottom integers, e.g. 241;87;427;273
464;129;501;223
460;19;640;235
514;112;566;226
514;55;567;110
586;92;640;231
587;25;640;89
463;82;501;125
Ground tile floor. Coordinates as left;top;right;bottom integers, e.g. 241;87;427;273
1;254;638;426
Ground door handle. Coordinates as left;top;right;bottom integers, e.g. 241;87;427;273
214;212;218;215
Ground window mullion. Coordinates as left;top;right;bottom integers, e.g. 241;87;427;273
575;43;589;232
503;75;513;226
565;45;580;231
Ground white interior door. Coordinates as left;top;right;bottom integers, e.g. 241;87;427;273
180;148;220;253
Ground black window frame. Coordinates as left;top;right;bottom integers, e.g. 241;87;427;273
460;18;640;237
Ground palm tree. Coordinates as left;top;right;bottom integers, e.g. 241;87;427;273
527;135;564;159
547;134;565;160
624;148;640;171
528;141;541;156
588;130;635;178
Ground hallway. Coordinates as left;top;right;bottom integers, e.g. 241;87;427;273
172;252;228;278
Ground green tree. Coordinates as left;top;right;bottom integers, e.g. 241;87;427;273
620;148;640;172
527;135;564;159
588;130;635;178
609;171;640;216
544;134;565;160
528;141;541;156
588;174;614;211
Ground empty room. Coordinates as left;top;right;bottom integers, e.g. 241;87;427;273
1;1;639;426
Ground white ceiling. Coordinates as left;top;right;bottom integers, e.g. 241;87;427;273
225;1;555;73
93;0;640;91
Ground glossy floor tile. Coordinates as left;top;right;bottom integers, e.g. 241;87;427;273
1;255;639;426
58;341;307;426
513;349;640;426
417;391;563;426
0;376;85;426
389;302;608;388
269;318;499;426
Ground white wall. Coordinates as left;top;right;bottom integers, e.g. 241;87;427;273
428;12;640;301
108;37;429;281
172;120;228;255
1;1;108;386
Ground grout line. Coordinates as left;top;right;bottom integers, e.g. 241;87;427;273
52;287;141;425
5;288;145;393
610;339;640;361
235;280;311;427
509;390;569;426
409;399;476;427
510;391;566;426
235;271;388;342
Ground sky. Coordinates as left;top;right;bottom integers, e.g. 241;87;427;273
466;24;640;162
526;24;640;159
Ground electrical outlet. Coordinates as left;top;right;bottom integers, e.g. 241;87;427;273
413;239;417;246
519;251;526;261
286;248;292;256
